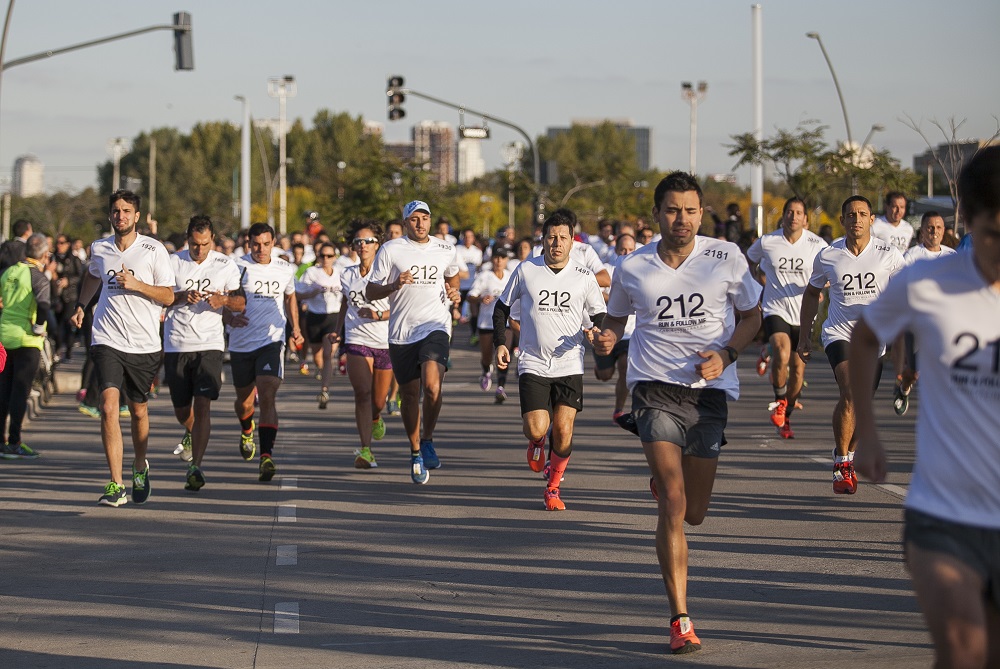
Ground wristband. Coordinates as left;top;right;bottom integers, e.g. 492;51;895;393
723;346;739;363
74;302;85;312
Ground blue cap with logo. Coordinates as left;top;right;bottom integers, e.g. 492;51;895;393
403;200;431;219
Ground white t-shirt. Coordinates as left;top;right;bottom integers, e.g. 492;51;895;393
340;265;390;349
499;256;606;378
607;237;760;399
456;243;485;291
603;262;635;340
333;254;359;273
467;268;512;331
590;237;616;264
808;236;904;348
746;229;828;325
862;252;1000;529
228;254;297;353
298;265;342;314
88;234;175;354
367;236;462;345
163;250;241;353
903;243;956;266
872;217;916;255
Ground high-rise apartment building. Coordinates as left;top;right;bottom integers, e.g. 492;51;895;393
457;138;486;183
12;155;44;197
413;121;456;188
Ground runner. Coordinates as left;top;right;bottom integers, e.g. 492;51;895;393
595;172;761;654
746;197;828;438
70;190;175;507
871;191;915;255
851;145;1000;669
333;220;392;469
493;209;607;511
382;220;404;416
227;222;303;483
798;195;904;494
594;233;637;425
163;216;244;491
296;242;343;409
467;245;514;403
366;200;462;484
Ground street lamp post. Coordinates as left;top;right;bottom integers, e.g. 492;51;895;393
806;32;853;153
267;75;296;235
861;123;885;156
500;142;524;230
234;95;251;230
680;81;707;175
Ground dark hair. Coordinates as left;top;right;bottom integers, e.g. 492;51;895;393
12;219;31;237
187;215;214;238
782;197;806;216
841;195;873;216
291;242;305;252
248;222;275;239
542;208;577;238
653;172;703;209
109;189;141;212
884;191;907;207
919;211;944;228
958;145;1000;221
348;218;384;241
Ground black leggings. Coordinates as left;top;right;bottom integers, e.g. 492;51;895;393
0;347;41;444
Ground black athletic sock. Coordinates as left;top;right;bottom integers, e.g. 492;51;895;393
259;425;277;455
670;613;689;623
497;370;508;386
239;413;254;433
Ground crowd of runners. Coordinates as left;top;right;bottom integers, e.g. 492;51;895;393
1;149;997;664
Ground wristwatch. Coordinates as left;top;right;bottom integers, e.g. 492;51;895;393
375;310;383;321
723;346;739;363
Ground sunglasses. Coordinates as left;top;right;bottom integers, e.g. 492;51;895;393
353;237;379;246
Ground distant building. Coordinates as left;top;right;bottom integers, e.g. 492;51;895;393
13;155;44;197
913;139;1000;197
542;119;651;185
413;121;456;188
457;138;486;183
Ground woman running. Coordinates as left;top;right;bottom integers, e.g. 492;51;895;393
297;242;343;409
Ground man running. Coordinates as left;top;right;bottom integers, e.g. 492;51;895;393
493;209;606;511
798;195;904;494
746;197;828;438
872;191;915;255
467;246;514;403
163;216;244;491
366;200;461;484
851;145;1000;669
594;233;637;426
70;190;175;507
228;222;303;483
595;172;761;654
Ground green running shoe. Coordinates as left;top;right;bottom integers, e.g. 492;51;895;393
240;421;256;461
354;446;378;469
259;454;276;482
98;481;127;507
371;416;386;441
185;464;205;491
78;403;100;419
173;431;193;462
1;442;40;459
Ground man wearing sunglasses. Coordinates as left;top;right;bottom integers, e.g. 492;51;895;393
367;200;462;484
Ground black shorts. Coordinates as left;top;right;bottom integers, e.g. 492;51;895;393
91;344;161;404
763;315;800;345
631;381;728;459
518;373;584;415
229;342;284;388
904;509;1000;607
164;350;224;408
826;340;883;390
305;311;340;344
593;338;630;370
388;330;451;385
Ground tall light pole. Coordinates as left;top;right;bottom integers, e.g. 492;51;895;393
267;75;295;235
235;96;251;230
109;137;128;190
806;32;853;153
501;142;524;230
861;123;885;155
680;81;707;175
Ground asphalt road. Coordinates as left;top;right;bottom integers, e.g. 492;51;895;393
0;338;931;668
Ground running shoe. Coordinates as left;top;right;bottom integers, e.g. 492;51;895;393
614;411;640;436
893;384;910;416
119;405;130;418
833;461;857;494
240;421;256;461
778;420;795;439
131;459;151;505
75;388;87;403
78;403;100;418
543;487;566;511
338;355;347;375
479;371;492;392
669;616;702;654
420;439;440;469
526;436;546;473
299;362;310;375
372;416;386;441
494;386;507;404
318;389;329;410
541;462;565;483
185;464;206;491
649;476;660;500
259;454;276;482
173;431;193;462
354;446;378;469
756;345;770;376
469;333;480;346
410;453;429;484
386;399;400;416
1;442;40;459
768;398;788;428
98;480;127;507
148;381;159;399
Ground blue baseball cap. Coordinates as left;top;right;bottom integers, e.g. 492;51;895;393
403;200;431;219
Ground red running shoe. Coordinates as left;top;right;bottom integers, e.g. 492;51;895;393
768;398;788;428
778;419;794;439
543;486;566;511
669;616;702;654
756;345;770;376
526;436;545;473
833;461;857;494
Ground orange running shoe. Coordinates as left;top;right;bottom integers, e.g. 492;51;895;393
649;476;659;500
768;398;787;428
543;487;566;511
526;436;546;473
778;419;794;439
833;461;857;494
669;616;702;654
756;345;770;376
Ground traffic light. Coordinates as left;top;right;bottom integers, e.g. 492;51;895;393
387;75;405;121
173;12;194;71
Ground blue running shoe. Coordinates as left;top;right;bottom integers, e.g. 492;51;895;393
420;439;440;469
131;459;151;505
410;453;429;484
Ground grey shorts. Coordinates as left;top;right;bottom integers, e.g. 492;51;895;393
631;381;728;459
904;509;1000;607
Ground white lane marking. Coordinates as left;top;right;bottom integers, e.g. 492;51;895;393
276;545;297;566
280;477;297;490
278;504;296;523
321;639;418;648
274;602;299;634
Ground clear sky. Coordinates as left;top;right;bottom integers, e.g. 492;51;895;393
2;0;998;194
